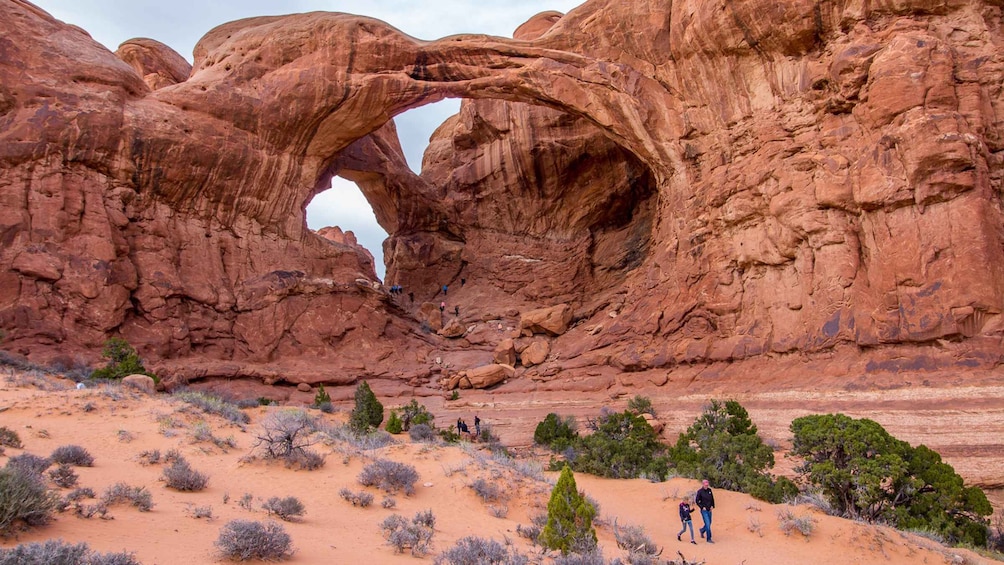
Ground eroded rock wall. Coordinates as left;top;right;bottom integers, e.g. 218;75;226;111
2;0;1003;386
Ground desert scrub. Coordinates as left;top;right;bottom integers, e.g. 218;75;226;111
101;483;153;511
48;464;79;488
469;478;503;503
0;426;22;449
338;488;374;507
252;409;325;470
6;453;52;476
612;520;659;558
408;423;436;442
162;458;209;491
0;539;140;565
215;519;293;561
262;496;306;521
434;536;530;565
0;467;59;534
358;459;419;495
380;512;435;556
777;509;816;537
173;390;249;425
50;445;94;467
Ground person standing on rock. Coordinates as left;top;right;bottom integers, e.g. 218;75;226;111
696;479;715;543
442;284;448;295
454;305;460;317
677;500;696;544
440;301;446;313
474;414;481;437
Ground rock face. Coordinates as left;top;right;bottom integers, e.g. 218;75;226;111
2;0;1004;389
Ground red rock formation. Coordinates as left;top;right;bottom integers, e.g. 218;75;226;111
2;0;1004;392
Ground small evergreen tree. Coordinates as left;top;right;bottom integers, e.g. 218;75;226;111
349;381;383;433
569;410;668;480
399;399;434;431
386;410;404;434
627;395;655;416
91;337;157;381
533;413;579;452
539;465;597;555
670;399;790;502
313;384;331;406
791;413;992;545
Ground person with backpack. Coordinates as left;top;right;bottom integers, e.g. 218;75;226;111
677;500;696;544
695;479;715;543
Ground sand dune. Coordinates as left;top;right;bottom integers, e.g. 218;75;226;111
0;369;996;564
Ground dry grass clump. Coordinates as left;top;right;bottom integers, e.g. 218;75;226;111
777;508;817;537
469;477;504;503
173;391;250;426
612;519;660;558
215;519;293;561
101;483;153;511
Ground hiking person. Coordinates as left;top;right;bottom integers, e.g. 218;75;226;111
454;305;460;317
474;414;481;436
456;417;463;435
677;500;696;544
440;301;445;313
442;284;448;295
696;479;715;543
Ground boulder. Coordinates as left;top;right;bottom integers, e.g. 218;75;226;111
448;364;514;390
438;318;466;338
520;339;550;367
519;304;573;337
121;374;156;394
296;382;312;392
493;338;517;366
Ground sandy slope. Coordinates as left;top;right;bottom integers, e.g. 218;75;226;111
0;369;997;564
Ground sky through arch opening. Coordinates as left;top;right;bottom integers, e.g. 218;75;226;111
305;99;462;280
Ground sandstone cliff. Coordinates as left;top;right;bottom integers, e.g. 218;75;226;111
2;0;1004;389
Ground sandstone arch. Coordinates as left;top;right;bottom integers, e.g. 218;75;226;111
4;0;1004;387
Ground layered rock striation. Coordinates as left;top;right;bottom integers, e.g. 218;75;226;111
2;0;1004;388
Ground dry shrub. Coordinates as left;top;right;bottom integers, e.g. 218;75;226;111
380;512;435;556
433;535;530;565
0;539;140;565
50;445;94;467
262;496;306;521
358;459;418;495
0;467;59;534
215;519;293;561
48;464;79;488
338;488;373;507
101;483;153;511
162;458;209;491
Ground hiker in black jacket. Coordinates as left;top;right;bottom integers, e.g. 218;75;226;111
677;500;696;544
695;479;715;543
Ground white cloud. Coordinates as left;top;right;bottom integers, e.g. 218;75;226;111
29;0;582;280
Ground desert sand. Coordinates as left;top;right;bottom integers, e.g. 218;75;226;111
0;368;998;564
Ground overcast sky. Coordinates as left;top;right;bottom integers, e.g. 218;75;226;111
30;0;581;279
